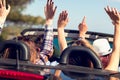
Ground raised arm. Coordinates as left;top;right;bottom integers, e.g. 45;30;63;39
104;6;120;72
78;16;88;38
77;16;99;56
0;0;10;34
37;0;57;64
54;10;69;78
44;0;57;25
41;0;57;56
57;11;69;52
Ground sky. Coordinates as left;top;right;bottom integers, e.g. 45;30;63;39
23;0;120;34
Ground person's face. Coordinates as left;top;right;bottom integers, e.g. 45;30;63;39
100;54;111;68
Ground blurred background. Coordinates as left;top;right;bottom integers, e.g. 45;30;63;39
1;0;120;41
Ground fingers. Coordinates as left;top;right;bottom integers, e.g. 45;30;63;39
51;0;57;16
53;6;57;15
62;11;68;20
104;6;120;25
47;0;52;8
51;1;54;8
46;0;49;7
114;8;119;15
81;16;86;23
104;6;110;15
0;0;6;7
45;0;57;20
3;0;6;7
0;0;7;9
107;6;111;12
112;7;119;15
47;0;56;9
78;16;88;30
0;0;2;8
58;10;69;28
104;6;119;15
6;4;10;11
78;16;86;27
59;11;68;21
105;6;119;16
50;0;57;14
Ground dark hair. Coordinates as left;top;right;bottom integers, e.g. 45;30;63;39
60;46;102;79
4;36;39;63
14;35;44;48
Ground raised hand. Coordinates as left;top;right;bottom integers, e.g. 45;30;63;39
55;10;69;77
104;6;120;25
44;0;57;21
57;10;69;28
0;0;10;24
104;6;120;74
78;16;88;38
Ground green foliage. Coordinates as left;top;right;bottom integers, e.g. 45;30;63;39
7;0;45;25
8;0;33;6
7;12;45;25
0;0;45;40
0;26;24;41
6;0;34;15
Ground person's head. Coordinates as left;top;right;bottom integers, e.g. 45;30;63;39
93;38;112;56
69;50;93;67
3;37;38;64
3;36;54;64
60;45;102;79
19;36;54;63
93;38;112;68
70;40;100;68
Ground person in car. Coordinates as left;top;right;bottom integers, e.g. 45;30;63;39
55;6;120;80
77;8;120;80
0;0;58;77
3;0;57;66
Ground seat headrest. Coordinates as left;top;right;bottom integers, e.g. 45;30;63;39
0;40;30;61
59;46;102;79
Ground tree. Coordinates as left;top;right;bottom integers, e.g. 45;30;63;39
0;0;45;40
7;0;34;12
7;0;45;25
0;25;24;41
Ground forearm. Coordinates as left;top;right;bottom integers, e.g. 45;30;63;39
40;20;53;57
54;27;67;77
58;27;67;52
105;24;120;71
113;24;120;51
43;25;53;49
80;39;99;56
